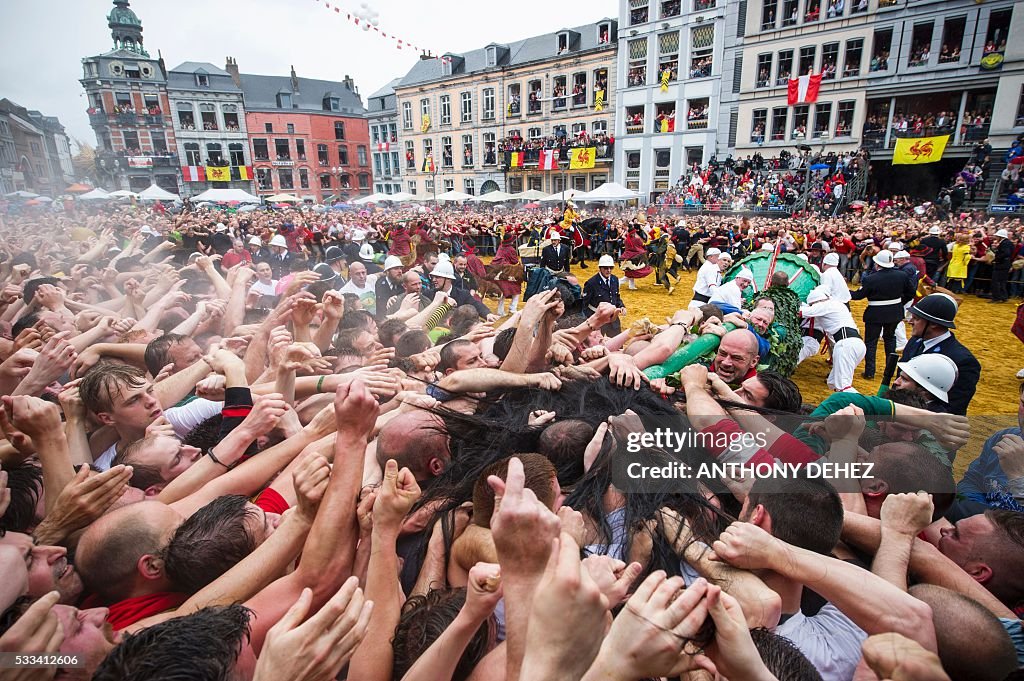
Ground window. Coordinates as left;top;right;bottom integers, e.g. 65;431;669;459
528;127;542;142
195;73;209;87
403;102;413;129
508;83;521;116
324;96;341;111
791;104;809;139
328;121;342;141
908;23;933;67
199;103;218;131
425;177;435;193
151;131;167;154
628;38;648;87
358;174;370;189
443;179;454;192
184;142;201;166
223;104;239;130
483;133;496;165
771;106;788;141
317;144;329;165
338;145;349;165
939;16;965;64
256;168;272;190
408;180;418;195
278;169;294;189
985;9;1011;55
686;98;709;129
654;149;671;190
799;46;816;76
871;28;892;72
662;0;681;18
357;145;368;166
486;46;497;67
630;0;649;26
389;123;397;143
464;179;475;196
483;88;495;120
626;105;645;134
777;49;793;85
373;153;381;177
253;139;269;161
821;43;839;80
440;95;451;125
275;139;290;160
654;102;676;133
405;140;415;169
423;139;433;165
461;92;472;122
592;119;608;135
572;73;587;107
552;124;567;139
690;26;714;79
229;143;245;166
371;125;380;145
593;68;608;107
804;0;820;23
751;109;767;143
420;98;431;123
756;53;773;87
204;141;221;162
844;39;863;77
761;0;778;30
835;100;855;137
115;92;133;110
265;123;273;133
528;80;543;114
851;0;867;14
552;76;567;110
286;123;295;134
299;168;309;189
812;102;832;138
598;21;612;44
277;93;292;108
320;174;332;190
462;134;473;166
782;0;797;26
527;177;542;192
339;174;351;189
659;31;680;85
176;102;195;129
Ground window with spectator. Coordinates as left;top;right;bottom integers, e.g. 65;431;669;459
871;29;892;72
630;0;649;25
252;139;268;161
777;49;794;85
687;98;710;129
822;43;839;80
908;23;933;67
762;0;778;29
756;53;773;87
844;38;864;77
751;108;768;143
771;106;788;140
782;0;798;26
938;16;965;64
835;100;855;137
628;38;648;87
799;45;817;75
659;31;680;85
792;104;809;139
690;25;715;78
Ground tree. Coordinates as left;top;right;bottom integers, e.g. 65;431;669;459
70;139;97;184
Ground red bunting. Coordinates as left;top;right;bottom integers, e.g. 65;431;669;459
312;0;442;58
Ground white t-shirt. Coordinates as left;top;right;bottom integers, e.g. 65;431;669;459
694;260;721;297
709;280;743;309
800;299;858;335
820;267;852;304
775;603;867;681
248;279;278;297
93;398;223;470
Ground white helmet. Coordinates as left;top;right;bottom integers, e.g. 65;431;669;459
896;354;959;403
359;244;375;260
430;261;456;279
598;254;615;268
706;248;722;257
822;252;840;267
269;234;288;248
383;255;403;270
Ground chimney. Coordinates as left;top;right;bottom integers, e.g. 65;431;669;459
290;65;299;93
224;56;240;87
343;74;354;91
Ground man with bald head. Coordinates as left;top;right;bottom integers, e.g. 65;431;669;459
376;411;451;483
709;328;760;387
75;501;186;630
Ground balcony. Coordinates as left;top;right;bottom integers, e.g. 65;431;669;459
145;114;163;126
87;110;107;126
116;112;139;125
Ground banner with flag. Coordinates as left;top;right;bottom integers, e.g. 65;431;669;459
569;147;595;170
182;166;206;182
206;166;231;182
508;152;524;168
376;142;391;152
660;69;671;92
421;114;430;132
237;166;253;181
538;149;558;170
421;154;435;173
787;73;822;105
892;135;950;165
594;89;605;112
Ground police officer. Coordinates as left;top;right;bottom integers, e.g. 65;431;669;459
850;249;915;379
541;234;573;272
582;255;624;335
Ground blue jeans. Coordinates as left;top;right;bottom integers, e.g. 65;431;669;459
1010;268;1024;297
965;262;981;292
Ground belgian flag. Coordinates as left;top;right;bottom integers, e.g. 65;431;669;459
421;155;435;173
508;152;524;168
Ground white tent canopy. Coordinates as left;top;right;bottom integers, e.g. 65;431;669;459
78;188;111;200
191;188;261;203
138;184;179;201
108;190;138;199
387;191;416;202
576;182;639;202
264;193;302;203
434;190;473;203
5;190;39;199
509;189;547;201
470;190;512;203
540;188;587;202
352;192;389;205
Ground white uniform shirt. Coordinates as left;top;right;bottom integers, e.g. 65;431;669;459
709;280;743;309
820;266;852;304
800;300;857;335
694;260;721;297
775;604;867;681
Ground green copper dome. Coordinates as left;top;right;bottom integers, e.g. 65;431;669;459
107;0;148;56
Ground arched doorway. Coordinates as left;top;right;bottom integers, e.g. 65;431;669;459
479;179;500;195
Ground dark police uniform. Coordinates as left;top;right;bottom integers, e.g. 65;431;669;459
582;272;624;335
850;267;915;377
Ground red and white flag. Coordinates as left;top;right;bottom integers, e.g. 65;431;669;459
182;166;206;182
538;149;558;170
787;73;822;105
376;142;390;152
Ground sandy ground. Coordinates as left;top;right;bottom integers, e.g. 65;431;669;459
482;260;1024;475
